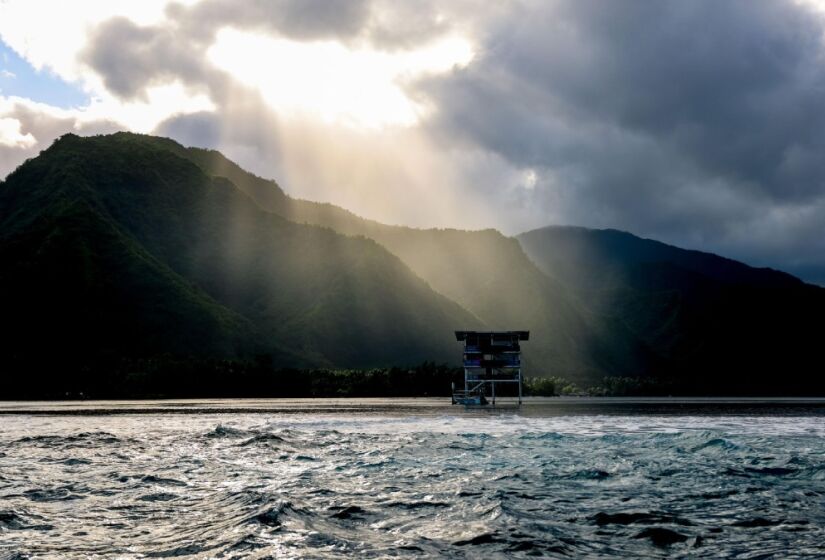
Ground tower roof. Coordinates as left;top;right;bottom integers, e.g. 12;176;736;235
454;330;530;341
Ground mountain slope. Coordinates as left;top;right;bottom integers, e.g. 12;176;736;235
175;145;662;381
0;196;260;362
518;226;825;392
0;132;481;374
11;132;818;392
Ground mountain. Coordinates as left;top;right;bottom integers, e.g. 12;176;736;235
0;132;481;382
4;132;822;395
171;144;663;382
189;137;822;392
518;226;825;393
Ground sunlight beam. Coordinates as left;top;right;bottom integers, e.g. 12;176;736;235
207;29;474;130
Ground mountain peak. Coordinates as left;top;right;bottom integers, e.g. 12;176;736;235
519;224;803;288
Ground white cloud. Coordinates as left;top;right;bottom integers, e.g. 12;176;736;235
0;1;176;87
0;70;15;79
82;83;215;133
522;169;537;190
0;116;35;147
0;0;216;136
207;28;473;129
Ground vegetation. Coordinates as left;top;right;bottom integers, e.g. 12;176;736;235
5;354;820;398
179;144;660;381
2;358;463;400
0;132;479;382
519;226;825;393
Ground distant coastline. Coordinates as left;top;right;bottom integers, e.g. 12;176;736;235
3;396;825;416
4;357;825;400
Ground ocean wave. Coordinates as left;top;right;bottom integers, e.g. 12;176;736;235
1;413;824;558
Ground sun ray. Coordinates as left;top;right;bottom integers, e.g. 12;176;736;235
207;28;473;130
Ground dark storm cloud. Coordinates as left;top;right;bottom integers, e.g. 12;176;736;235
428;0;825;195
420;0;825;281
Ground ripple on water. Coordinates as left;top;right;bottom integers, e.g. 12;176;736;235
633;527;690;547
237;433;287;447
329;505;371;521
22;487;84;502
0;412;824;558
13;432;121;448
136;492;179;502
0;511;26;530
591;511;694;526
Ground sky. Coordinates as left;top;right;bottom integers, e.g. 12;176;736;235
1;0;825;285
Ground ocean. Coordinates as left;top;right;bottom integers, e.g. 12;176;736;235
1;398;824;558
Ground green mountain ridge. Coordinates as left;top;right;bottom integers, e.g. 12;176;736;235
179;138;825;391
0;196;260;361
0;133;481;380
518;225;825;391
175;141;662;381
2;131;822;394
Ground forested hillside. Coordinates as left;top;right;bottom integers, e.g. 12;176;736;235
518;226;825;392
3;132;822;396
177;142;661;381
0;133;480;390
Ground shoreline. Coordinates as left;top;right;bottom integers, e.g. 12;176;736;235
2;396;825;415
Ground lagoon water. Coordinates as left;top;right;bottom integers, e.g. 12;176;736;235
1;398;824;558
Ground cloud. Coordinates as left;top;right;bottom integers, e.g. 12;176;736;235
82;16;208;100
0;95;123;177
77;0;413;104
0;116;34;147
0;1;215;133
166;0;372;43
419;0;825;280
73;0;490;228
206;28;473;128
0;1;174;85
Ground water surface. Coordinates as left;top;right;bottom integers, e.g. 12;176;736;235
1;398;824;558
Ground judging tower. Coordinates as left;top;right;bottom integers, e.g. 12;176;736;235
453;331;529;405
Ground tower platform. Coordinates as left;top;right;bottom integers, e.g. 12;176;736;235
452;331;529;406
